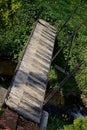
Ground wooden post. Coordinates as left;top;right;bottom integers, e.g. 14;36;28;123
39;111;49;130
43;61;84;105
54;64;69;75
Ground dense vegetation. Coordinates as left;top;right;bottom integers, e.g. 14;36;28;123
47;116;66;130
0;0;21;27
0;0;87;129
47;116;87;130
64;117;87;130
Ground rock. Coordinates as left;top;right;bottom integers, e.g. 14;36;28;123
0;86;7;106
0;108;18;130
82;97;87;108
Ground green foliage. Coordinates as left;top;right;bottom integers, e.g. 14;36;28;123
0;0;21;27
0;25;29;59
64;117;87;130
48;67;59;88
47;116;87;130
47;116;66;130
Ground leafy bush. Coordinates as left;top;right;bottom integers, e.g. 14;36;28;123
47;116;87;130
64;117;87;130
0;0;21;27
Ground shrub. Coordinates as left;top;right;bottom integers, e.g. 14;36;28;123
0;0;21;27
64;117;87;130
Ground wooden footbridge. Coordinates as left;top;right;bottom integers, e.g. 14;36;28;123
5;19;56;124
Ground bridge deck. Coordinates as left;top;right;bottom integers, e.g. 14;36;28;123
5;19;56;123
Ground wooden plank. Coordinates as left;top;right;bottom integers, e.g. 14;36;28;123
21;96;41;108
23;91;42;106
28;74;46;88
31;36;54;48
38;19;56;31
19;99;41;114
19;62;48;81
20;61;47;76
17;106;41;123
5;19;56;123
34;29;55;41
35;22;56;35
55;64;69;75
26;81;45;95
22;42;53;67
6;98;19;108
25;79;46;94
34;23;56;38
33;32;55;44
22;54;50;71
7;94;20;104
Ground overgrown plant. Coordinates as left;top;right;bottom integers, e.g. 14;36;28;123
0;0;21;27
64;117;87;130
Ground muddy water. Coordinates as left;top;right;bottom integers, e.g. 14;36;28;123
0;59;17;86
0;60;17;76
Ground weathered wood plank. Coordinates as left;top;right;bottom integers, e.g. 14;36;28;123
17;106;41;123
5;19;56;123
23;91;42;105
38;19;56;31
